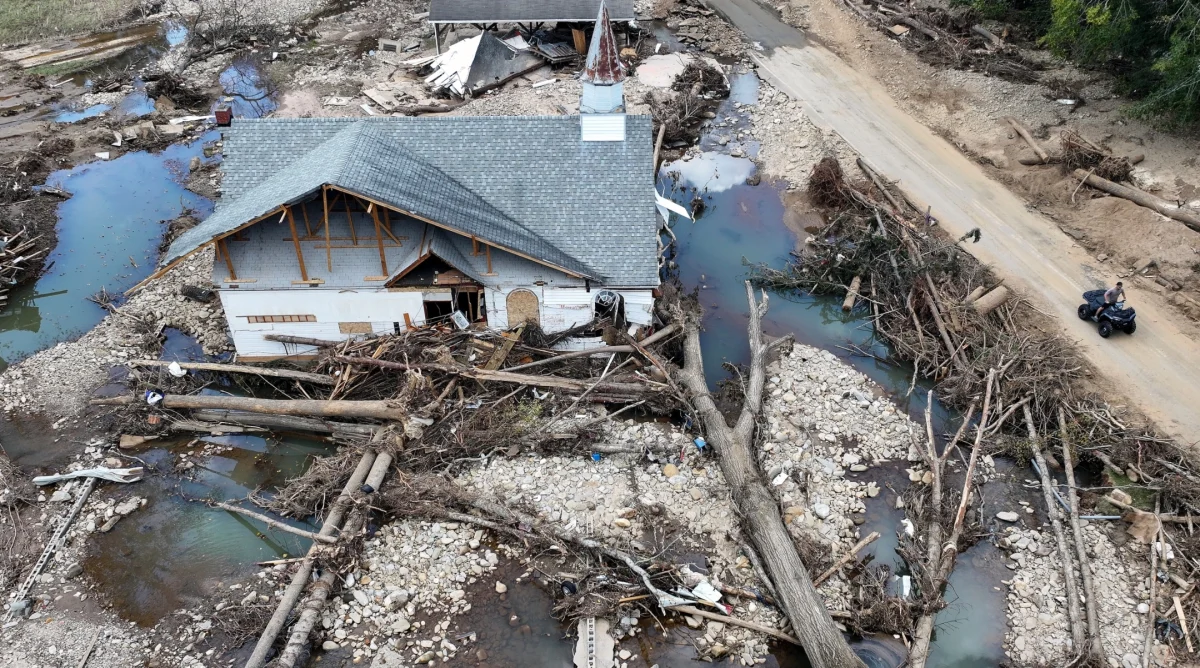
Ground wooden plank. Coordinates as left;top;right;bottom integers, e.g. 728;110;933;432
403;313;414;329
371;206;388;276
218;238;237;280
222;278;258;284
323;186;332;272
364;275;388;281
343;193;357;244
285;207;309;281
483;326;523;370
291;279;325;285
485;244;493;274
300;203;313;237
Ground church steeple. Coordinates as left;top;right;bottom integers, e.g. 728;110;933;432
579;1;626;141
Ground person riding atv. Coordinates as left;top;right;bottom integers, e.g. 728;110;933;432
1078;285;1136;337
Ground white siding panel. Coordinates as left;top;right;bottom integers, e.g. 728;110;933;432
619;290;655;325
580;114;626;142
542;287;593;331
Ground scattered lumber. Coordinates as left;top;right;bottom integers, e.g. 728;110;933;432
91;394;404;421
129;360;335;386
1072;169;1200;232
842;275;863;312
1006;117;1049;163
674;282;866;668
504;324;679;372
670;605;801;645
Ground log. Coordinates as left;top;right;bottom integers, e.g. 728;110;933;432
129;360;335;386
1129;154;1145;166
1018;156;1060;166
212;501;337;544
1072;169;1200;232
971;24;1003;47
1059;408;1105;662
962;285;987;304
674;282;865;668
265;334;342;348
91;394;402;421
274;453;393;668
244;451;377;668
842;275;863;312
1024;404;1086;652
970;285;1010;315
1007;118;1049;163
813;531;879;586
857;158;906;214
190;409;380;437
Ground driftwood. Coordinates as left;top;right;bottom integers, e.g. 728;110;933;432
670;605;801;645
275;453;393;667
813;531;879;586
842;275;863;312
244;451;377;668
129;360;335;386
857;158;906;214
971;24;1003;47
1073;169;1200;232
265;334;343;348
91;394;403;421
1007;117;1050;163
1023;404;1085;652
212;501;337;544
1059;408;1105;662
674;282;865;668
189;409;380;437
970;285;1010;315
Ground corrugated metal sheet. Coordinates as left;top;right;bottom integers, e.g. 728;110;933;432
582;2;626;85
581;114;625;142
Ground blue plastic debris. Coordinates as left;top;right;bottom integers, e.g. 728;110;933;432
694;437;707;450
591;452;602;462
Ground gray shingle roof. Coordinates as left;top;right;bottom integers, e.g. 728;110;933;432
194;115;659;286
428;0;635;22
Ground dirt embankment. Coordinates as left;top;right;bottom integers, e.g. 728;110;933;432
779;0;1200;326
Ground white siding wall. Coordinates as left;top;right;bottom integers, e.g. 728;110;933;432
580;113;626;142
220;289;425;358
483;286;655;331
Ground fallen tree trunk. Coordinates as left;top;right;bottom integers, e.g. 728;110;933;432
674;281;866;668
275;452;393;668
129;360;335;386
190;409;379;437
971;24;1003;47
91;394;402;421
244;451;377;668
1023;404;1086;652
842;275;863;312
1072;169;1200;232
1058;407;1105;662
1006;117;1049;163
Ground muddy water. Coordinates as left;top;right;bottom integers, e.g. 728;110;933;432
0;137;216;368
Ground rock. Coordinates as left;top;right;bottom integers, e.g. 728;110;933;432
921;471;933;485
613;518;631;528
189;156;201;172
64;563;83;579
1015;637;1025;651
619;649;632;660
812;503;831;519
685;615;702;629
391;617;411;634
850;464;869;472
996;511;1020;522
416;651;436;664
663;464;679;478
866;483;879;498
689;488;703;501
322;641;340;651
1136;602;1150;614
353;589;370;606
496;582;508;594
113;497;142;515
240;591;257;606
1109;489;1133;505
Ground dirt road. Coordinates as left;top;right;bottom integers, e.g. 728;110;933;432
708;0;1200;446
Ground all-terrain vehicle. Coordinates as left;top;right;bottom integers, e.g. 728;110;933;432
1077;289;1136;337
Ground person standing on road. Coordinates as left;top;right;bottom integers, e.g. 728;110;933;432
1096;281;1125;317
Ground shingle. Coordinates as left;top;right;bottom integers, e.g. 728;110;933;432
428;0;635;22
182;115;660;287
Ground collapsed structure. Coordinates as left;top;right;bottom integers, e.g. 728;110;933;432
140;6;659;361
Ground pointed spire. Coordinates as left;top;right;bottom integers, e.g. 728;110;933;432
582;1;626;85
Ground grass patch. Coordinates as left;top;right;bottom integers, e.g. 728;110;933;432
0;0;140;45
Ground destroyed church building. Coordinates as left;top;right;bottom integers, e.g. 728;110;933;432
148;5;659;361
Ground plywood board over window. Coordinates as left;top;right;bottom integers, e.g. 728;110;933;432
506;289;540;327
338;322;373;334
